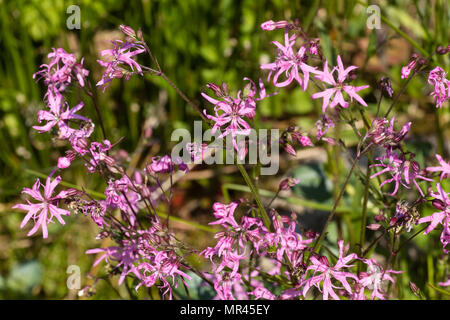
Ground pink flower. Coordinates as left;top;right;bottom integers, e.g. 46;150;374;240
311;56;369;113
202;78;266;154
401;59;418;79
96;40;145;91
33;88;88;139
248;286;276;300
13;175;73;238
86;140;114;173
358;259;402;300
418;183;450;253
148;155;174;174
427;154;450;182
86;239;142;286
315;113;335;140
427;67;450;107
135;251;192;299
213;272;243;300
438;278;450;287
33;48;89;91
302;240;358;300
297;134;314;147
57;151;76;169
370;152;431;197
261;29;318;90
209;202;240;228
259;212;313;262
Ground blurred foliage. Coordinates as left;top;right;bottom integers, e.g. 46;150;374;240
0;0;448;299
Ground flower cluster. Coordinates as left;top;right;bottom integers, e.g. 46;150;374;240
13;19;450;301
200;201;401;300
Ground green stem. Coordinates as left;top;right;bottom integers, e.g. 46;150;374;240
358;159;371;263
311;155;360;254
222;183;351;213
237;163;272;230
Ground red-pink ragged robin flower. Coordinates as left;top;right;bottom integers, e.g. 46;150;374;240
202;78;268;154
427;66;450;108
86;140;114;173
148;155;174;174
261;29;318;91
86;239;142;286
96;40;145;92
13;175;76;238
33;47;89;91
311;55;369;113
357;258;402;300
33;88;89;139
135;251;192;299
370;153;431;197
302;240;359;300
427;154;450;181
418;182;450;253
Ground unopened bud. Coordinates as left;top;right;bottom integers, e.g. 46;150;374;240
409;281;420;296
120;25;136;38
436;45;447;55
279;177;301;190
283;143;297;157
432;199;446;211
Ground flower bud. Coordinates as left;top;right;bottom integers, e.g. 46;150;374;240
367;223;382;230
279;177;300;190
206;82;223;97
260;20;290;31
436;45;447;55
103;155;116;167
120;25;136;38
432;199;446;211
283;143;297;156
76;138;89;150
409;281;420;296
379;77;393;97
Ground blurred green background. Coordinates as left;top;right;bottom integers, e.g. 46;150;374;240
0;0;448;299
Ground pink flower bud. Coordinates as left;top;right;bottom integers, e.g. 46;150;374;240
432;199;446;211
120;25;136;38
367;223;382;230
284;143;296;156
279;177;301;190
57;188;79;199
260;20;290;31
